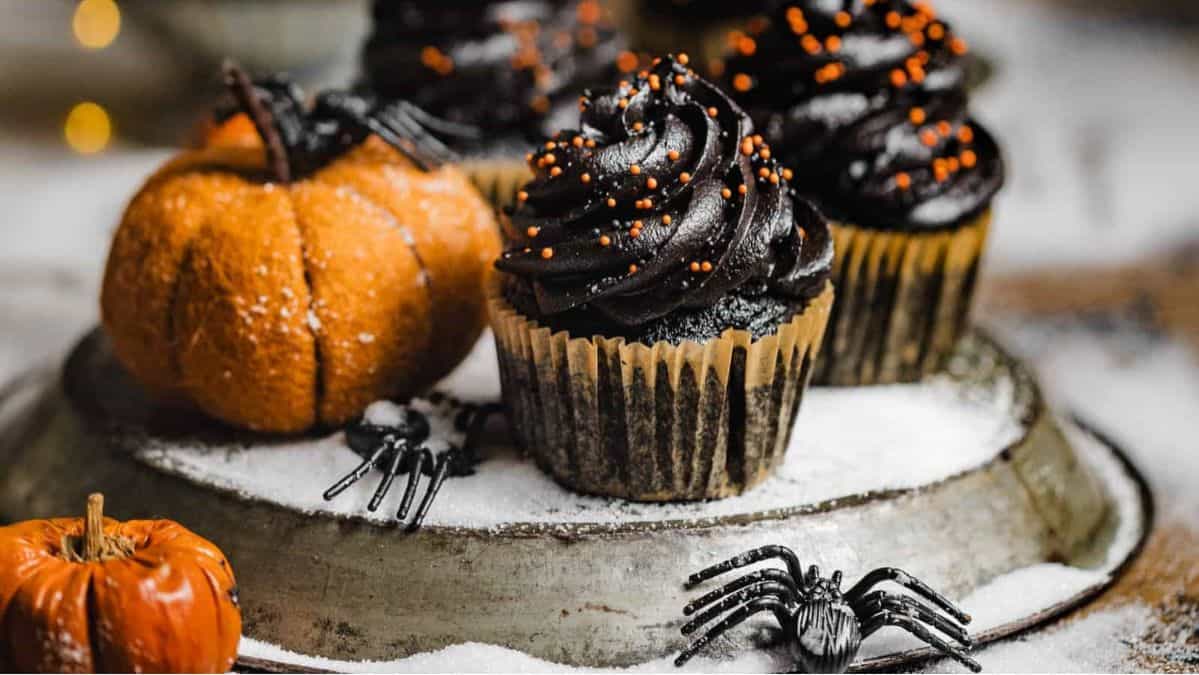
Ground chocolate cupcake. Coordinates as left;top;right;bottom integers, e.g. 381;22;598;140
489;55;834;501
610;0;775;71
721;1;1005;385
361;0;632;208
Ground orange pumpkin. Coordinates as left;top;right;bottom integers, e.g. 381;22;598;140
101;66;501;433
0;494;241;673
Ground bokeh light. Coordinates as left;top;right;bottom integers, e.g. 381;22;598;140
72;0;121;50
64;102;112;154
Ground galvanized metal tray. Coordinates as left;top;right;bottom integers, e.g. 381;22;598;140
0;329;1151;671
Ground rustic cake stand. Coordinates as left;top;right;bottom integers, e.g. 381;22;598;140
0;329;1150;671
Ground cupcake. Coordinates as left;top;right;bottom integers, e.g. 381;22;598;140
610;0;775;71
360;0;632;208
720;1;1005;385
489;55;834;501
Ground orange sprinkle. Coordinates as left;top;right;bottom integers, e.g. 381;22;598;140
826;35;842;53
753;134;764;145
674;74;687;86
802;34;822;55
586;139;597;148
835;11;852;28
629;228;641;239
679;172;692;183
958;126;975;143
607;197;617;207
517;190;529;202
526;226;540;238
947;157;961;172
581;173;592;184
616;50;638;73
738;36;757;56
541;247;554;259
910;31;926;47
738;184;748;195
758;167;770;178
927;23;945;40
759;148;771;160
572;136;584;148
628;264;639;274
599;235;612;247
677;53;690;65
618;98;628;109
550;166;562;177
649;74;662;91
886;11;901;29
646;177;659;190
961;150;978;168
934;165;949;182
544;153;556;164
782;168;794;181
890;69;908;87
909;108;927;125
690;261;701;273
662;214;673;225
633;121;644;132
768;173;780;185
949;37;968;55
937;121;953;136
707;106;719;118
721;187;733;199
667;150;681;161
733;73;753;92
630;164;642;175
700;261;713;273
741;138;755;156
895;172;912;190
921;130;939;147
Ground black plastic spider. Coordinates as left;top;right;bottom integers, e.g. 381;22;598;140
322;397;503;532
677;545;981;673
220;62;480;182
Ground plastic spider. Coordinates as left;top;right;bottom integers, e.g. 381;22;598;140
676;545;981;673
322;396;503;532
220;62;479;181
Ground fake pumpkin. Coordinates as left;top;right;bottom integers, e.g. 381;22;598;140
101;65;500;433
0;494;241;673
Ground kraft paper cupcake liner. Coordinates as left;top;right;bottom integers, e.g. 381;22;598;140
814;211;991;386
488;281;833;501
460;159;534;211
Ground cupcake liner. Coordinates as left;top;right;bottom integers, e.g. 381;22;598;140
459;159;534;211
489;281;833;501
814;211;991;386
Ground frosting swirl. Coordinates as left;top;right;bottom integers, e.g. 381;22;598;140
362;1;627;147
496;55;832;329
721;1;1004;230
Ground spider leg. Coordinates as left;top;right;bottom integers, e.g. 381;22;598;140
684;569;802;616
448;402;504;476
323;441;389;501
862;610;982;673
674;598;794;667
407;447;453;532
681;582;798;635
685;545;805;590
367;439;409;512
845;567;972;624
853;591;972;647
396;448;433;520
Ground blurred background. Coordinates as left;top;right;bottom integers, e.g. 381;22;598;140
0;1;1196;670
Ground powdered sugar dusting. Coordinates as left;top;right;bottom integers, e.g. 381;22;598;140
136;333;1021;529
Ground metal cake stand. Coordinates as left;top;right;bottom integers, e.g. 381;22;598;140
0;329;1151;671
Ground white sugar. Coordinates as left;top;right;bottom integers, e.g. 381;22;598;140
137;334;1021;529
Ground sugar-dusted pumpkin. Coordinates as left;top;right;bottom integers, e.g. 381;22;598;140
0;494;241;673
102;66;501;432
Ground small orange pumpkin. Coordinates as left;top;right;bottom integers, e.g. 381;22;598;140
0;494;242;673
101;66;500;432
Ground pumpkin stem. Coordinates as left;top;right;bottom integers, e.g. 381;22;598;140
84;492;105;561
223;60;292;184
62;492;135;562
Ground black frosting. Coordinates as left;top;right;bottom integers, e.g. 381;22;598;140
361;1;628;153
722;0;1004;230
496;55;832;339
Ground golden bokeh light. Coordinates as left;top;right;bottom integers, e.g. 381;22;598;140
73;0;121;50
65;102;113;154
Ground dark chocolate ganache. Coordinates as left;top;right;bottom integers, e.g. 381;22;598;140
362;1;629;150
721;0;1004;230
496;55;833;343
